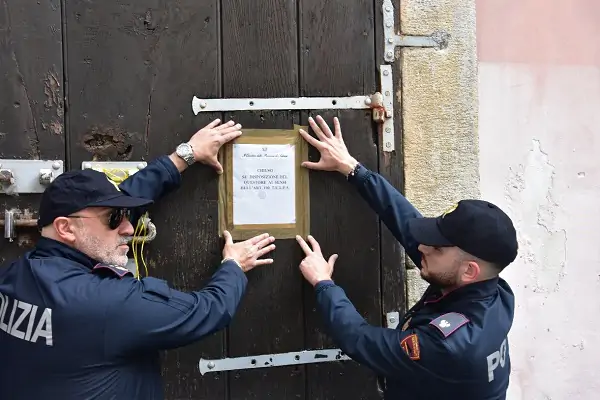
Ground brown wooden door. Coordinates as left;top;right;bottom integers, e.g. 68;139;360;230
0;0;405;398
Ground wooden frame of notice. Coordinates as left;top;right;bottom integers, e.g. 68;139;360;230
218;125;310;240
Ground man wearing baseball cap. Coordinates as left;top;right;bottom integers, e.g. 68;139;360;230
295;116;518;399
0;119;276;399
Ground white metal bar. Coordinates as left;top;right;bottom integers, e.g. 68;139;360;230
198;348;351;375
395;32;450;49
386;311;400;329
0;159;64;195
380;65;395;152
382;0;449;64
192;95;372;115
382;0;396;63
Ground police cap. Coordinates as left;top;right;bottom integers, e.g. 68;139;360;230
407;199;518;266
37;168;153;229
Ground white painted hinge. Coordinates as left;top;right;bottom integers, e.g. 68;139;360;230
382;0;450;63
191;65;395;152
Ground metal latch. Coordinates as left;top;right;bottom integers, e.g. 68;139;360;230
0;160;64;195
1;209;38;242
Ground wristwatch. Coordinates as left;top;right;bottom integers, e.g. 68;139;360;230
175;142;195;165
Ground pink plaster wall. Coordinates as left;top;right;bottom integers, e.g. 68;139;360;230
477;0;600;66
476;1;600;399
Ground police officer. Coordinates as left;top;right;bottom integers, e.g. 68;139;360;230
0;119;276;399
295;116;518;399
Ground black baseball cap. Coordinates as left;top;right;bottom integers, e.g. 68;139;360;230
37;168;153;229
407;199;518;267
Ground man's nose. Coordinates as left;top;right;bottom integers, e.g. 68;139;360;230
119;218;135;236
418;244;430;254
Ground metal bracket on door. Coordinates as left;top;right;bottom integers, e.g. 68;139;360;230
199;348;351;375
191;65;395;152
198;310;400;375
82;161;148;176
81;161;147;188
382;0;450;63
0;159;64;195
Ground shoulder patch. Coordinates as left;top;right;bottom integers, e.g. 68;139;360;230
429;312;470;338
400;333;421;360
92;263;133;279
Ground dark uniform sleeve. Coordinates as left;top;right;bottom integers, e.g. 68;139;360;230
314;281;448;381
118;155;181;202
348;164;423;266
102;260;247;356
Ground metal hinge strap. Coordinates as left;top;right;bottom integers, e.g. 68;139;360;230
383;0;450;63
198;311;400;374
199;349;351;375
191;65;395;152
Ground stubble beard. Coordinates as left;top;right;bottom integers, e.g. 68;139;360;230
77;229;129;267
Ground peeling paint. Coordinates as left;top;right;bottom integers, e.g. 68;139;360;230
43;68;63;118
82;126;135;160
504;139;567;294
41;120;63;135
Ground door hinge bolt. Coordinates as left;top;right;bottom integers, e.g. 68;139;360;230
207;361;215;369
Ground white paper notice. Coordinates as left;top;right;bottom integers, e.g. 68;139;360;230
232;143;296;225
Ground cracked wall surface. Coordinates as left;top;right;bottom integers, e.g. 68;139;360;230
399;0;479;305
477;0;600;398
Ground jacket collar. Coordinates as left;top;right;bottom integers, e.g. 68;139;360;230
422;277;499;306
29;237;99;270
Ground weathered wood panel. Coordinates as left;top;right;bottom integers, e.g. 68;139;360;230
64;1;227;398
300;0;382;399
0;0;64;263
221;1;306;399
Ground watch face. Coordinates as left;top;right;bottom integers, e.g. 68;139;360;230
178;143;194;164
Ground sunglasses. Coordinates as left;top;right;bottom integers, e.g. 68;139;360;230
69;208;131;230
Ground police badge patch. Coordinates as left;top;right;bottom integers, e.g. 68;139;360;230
429;312;470;338
400;334;420;360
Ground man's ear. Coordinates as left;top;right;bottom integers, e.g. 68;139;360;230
462;261;481;283
53;217;77;243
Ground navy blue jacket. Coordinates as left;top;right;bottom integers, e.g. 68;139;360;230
314;164;513;399
0;156;247;400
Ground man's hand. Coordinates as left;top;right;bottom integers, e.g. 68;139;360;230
222;231;276;272
296;235;338;286
189;119;243;174
298;116;358;176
